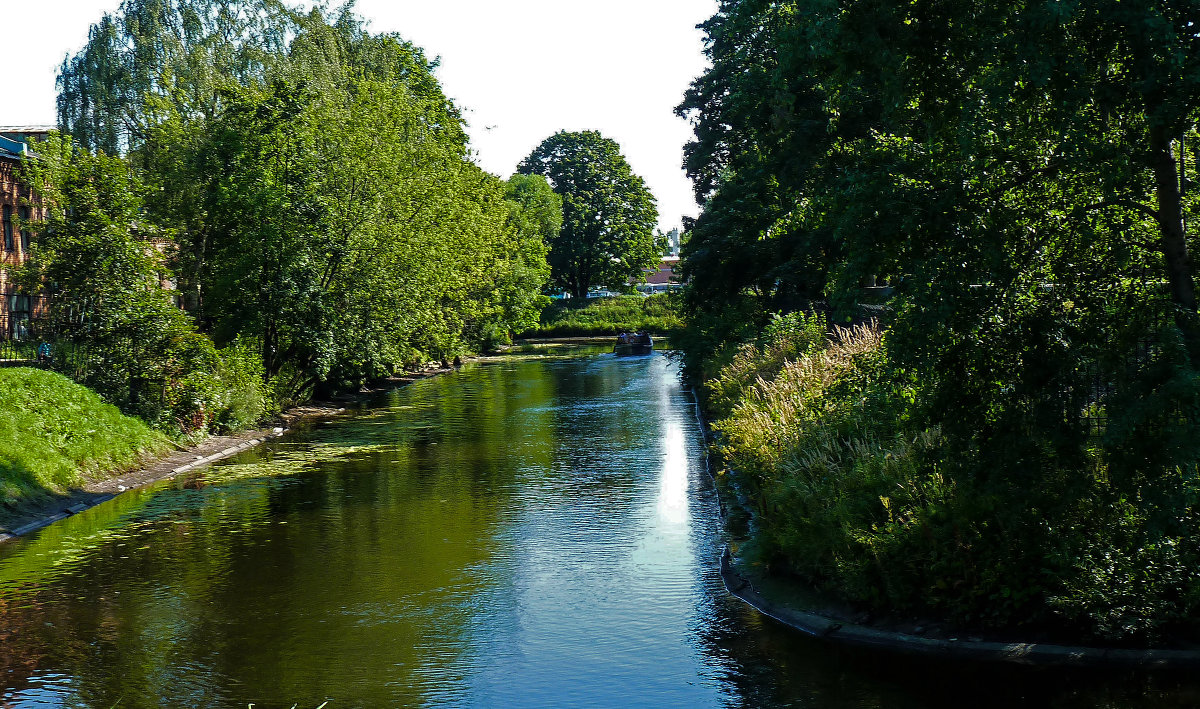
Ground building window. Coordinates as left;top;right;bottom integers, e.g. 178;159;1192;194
17;206;29;252
2;205;12;252
7;293;31;340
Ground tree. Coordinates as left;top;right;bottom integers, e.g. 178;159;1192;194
518;130;659;299
56;0;291;155
677;0;1200;639
15;134;221;429
56;1;553;401
496;174;557;334
191;29;525;398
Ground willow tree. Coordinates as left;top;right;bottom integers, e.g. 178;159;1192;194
56;0;291;155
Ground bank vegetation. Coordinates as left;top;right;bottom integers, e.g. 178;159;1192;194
0;368;167;507
16;0;558;440
682;0;1200;645
520;294;683;338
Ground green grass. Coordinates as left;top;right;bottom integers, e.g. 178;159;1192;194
0;367;169;510
520;294;684;337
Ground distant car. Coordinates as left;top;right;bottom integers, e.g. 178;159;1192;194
586;289;620;298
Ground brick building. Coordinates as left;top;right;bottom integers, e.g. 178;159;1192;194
0;128;49;337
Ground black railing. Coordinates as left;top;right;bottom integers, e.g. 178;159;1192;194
0;304;89;377
1078;336;1162;439
0;314;49;364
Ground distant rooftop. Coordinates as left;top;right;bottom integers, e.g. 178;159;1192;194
0;125;56;134
0;127;52;162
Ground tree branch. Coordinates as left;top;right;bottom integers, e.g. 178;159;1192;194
1079;199;1160;222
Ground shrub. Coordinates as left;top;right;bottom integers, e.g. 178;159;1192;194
521;294;684;337
211;337;272;432
706;311;828;419
708;313;1200;643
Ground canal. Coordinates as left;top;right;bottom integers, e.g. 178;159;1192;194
0;349;1194;707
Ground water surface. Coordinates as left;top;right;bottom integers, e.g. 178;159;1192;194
0;351;1194;707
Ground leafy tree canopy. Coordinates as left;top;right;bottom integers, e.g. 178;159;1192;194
518;130;659;299
678;0;1200;639
51;0;551;404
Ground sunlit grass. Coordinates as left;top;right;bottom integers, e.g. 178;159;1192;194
0;367;168;510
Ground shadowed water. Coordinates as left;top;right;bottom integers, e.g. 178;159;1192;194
1;351;1196;708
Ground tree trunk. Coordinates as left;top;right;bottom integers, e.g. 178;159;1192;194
1150;125;1200;360
571;270;589;300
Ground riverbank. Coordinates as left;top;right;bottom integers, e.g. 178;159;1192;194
690;316;1200;666
0;339;626;542
0;361;463;542
695;401;1200;669
517;294;683;337
717;546;1200;669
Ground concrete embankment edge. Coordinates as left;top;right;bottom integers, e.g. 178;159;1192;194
690;392;1200;669
718;547;1200;669
0;433;282;543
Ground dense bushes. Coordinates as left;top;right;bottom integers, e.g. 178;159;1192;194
17;135;274;438
47;324;271;439
521;294;683;337
679;0;1200;646
709;313;1200;644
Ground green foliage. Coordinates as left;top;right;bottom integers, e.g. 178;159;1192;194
18;135;273;436
500;174;558;333
58;1;552;404
522;294;683;338
211;337;271;432
0;368;167;509
57;0;291;155
710;315;1200;643
685;0;1200;642
489;175;554;338
518;130;660;299
171;8;547;396
18;135;204;432
706;311;827;418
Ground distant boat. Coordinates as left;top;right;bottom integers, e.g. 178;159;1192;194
613;332;653;355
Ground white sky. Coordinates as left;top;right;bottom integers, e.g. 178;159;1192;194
1;0;716;233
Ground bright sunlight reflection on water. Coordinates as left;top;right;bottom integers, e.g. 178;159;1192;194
656;422;689;527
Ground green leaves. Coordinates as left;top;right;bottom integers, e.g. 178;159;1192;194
683;0;1200;640
518;131;659;299
53;1;555;405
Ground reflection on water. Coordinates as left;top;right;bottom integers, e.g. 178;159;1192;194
656;422;689;526
1;351;1198;708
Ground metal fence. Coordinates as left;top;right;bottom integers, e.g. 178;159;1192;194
0;314;51;364
1079;336;1162;439
0;297;87;376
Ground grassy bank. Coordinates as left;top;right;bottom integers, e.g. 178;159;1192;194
520;294;683;337
0;368;168;510
704;312;1200;646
